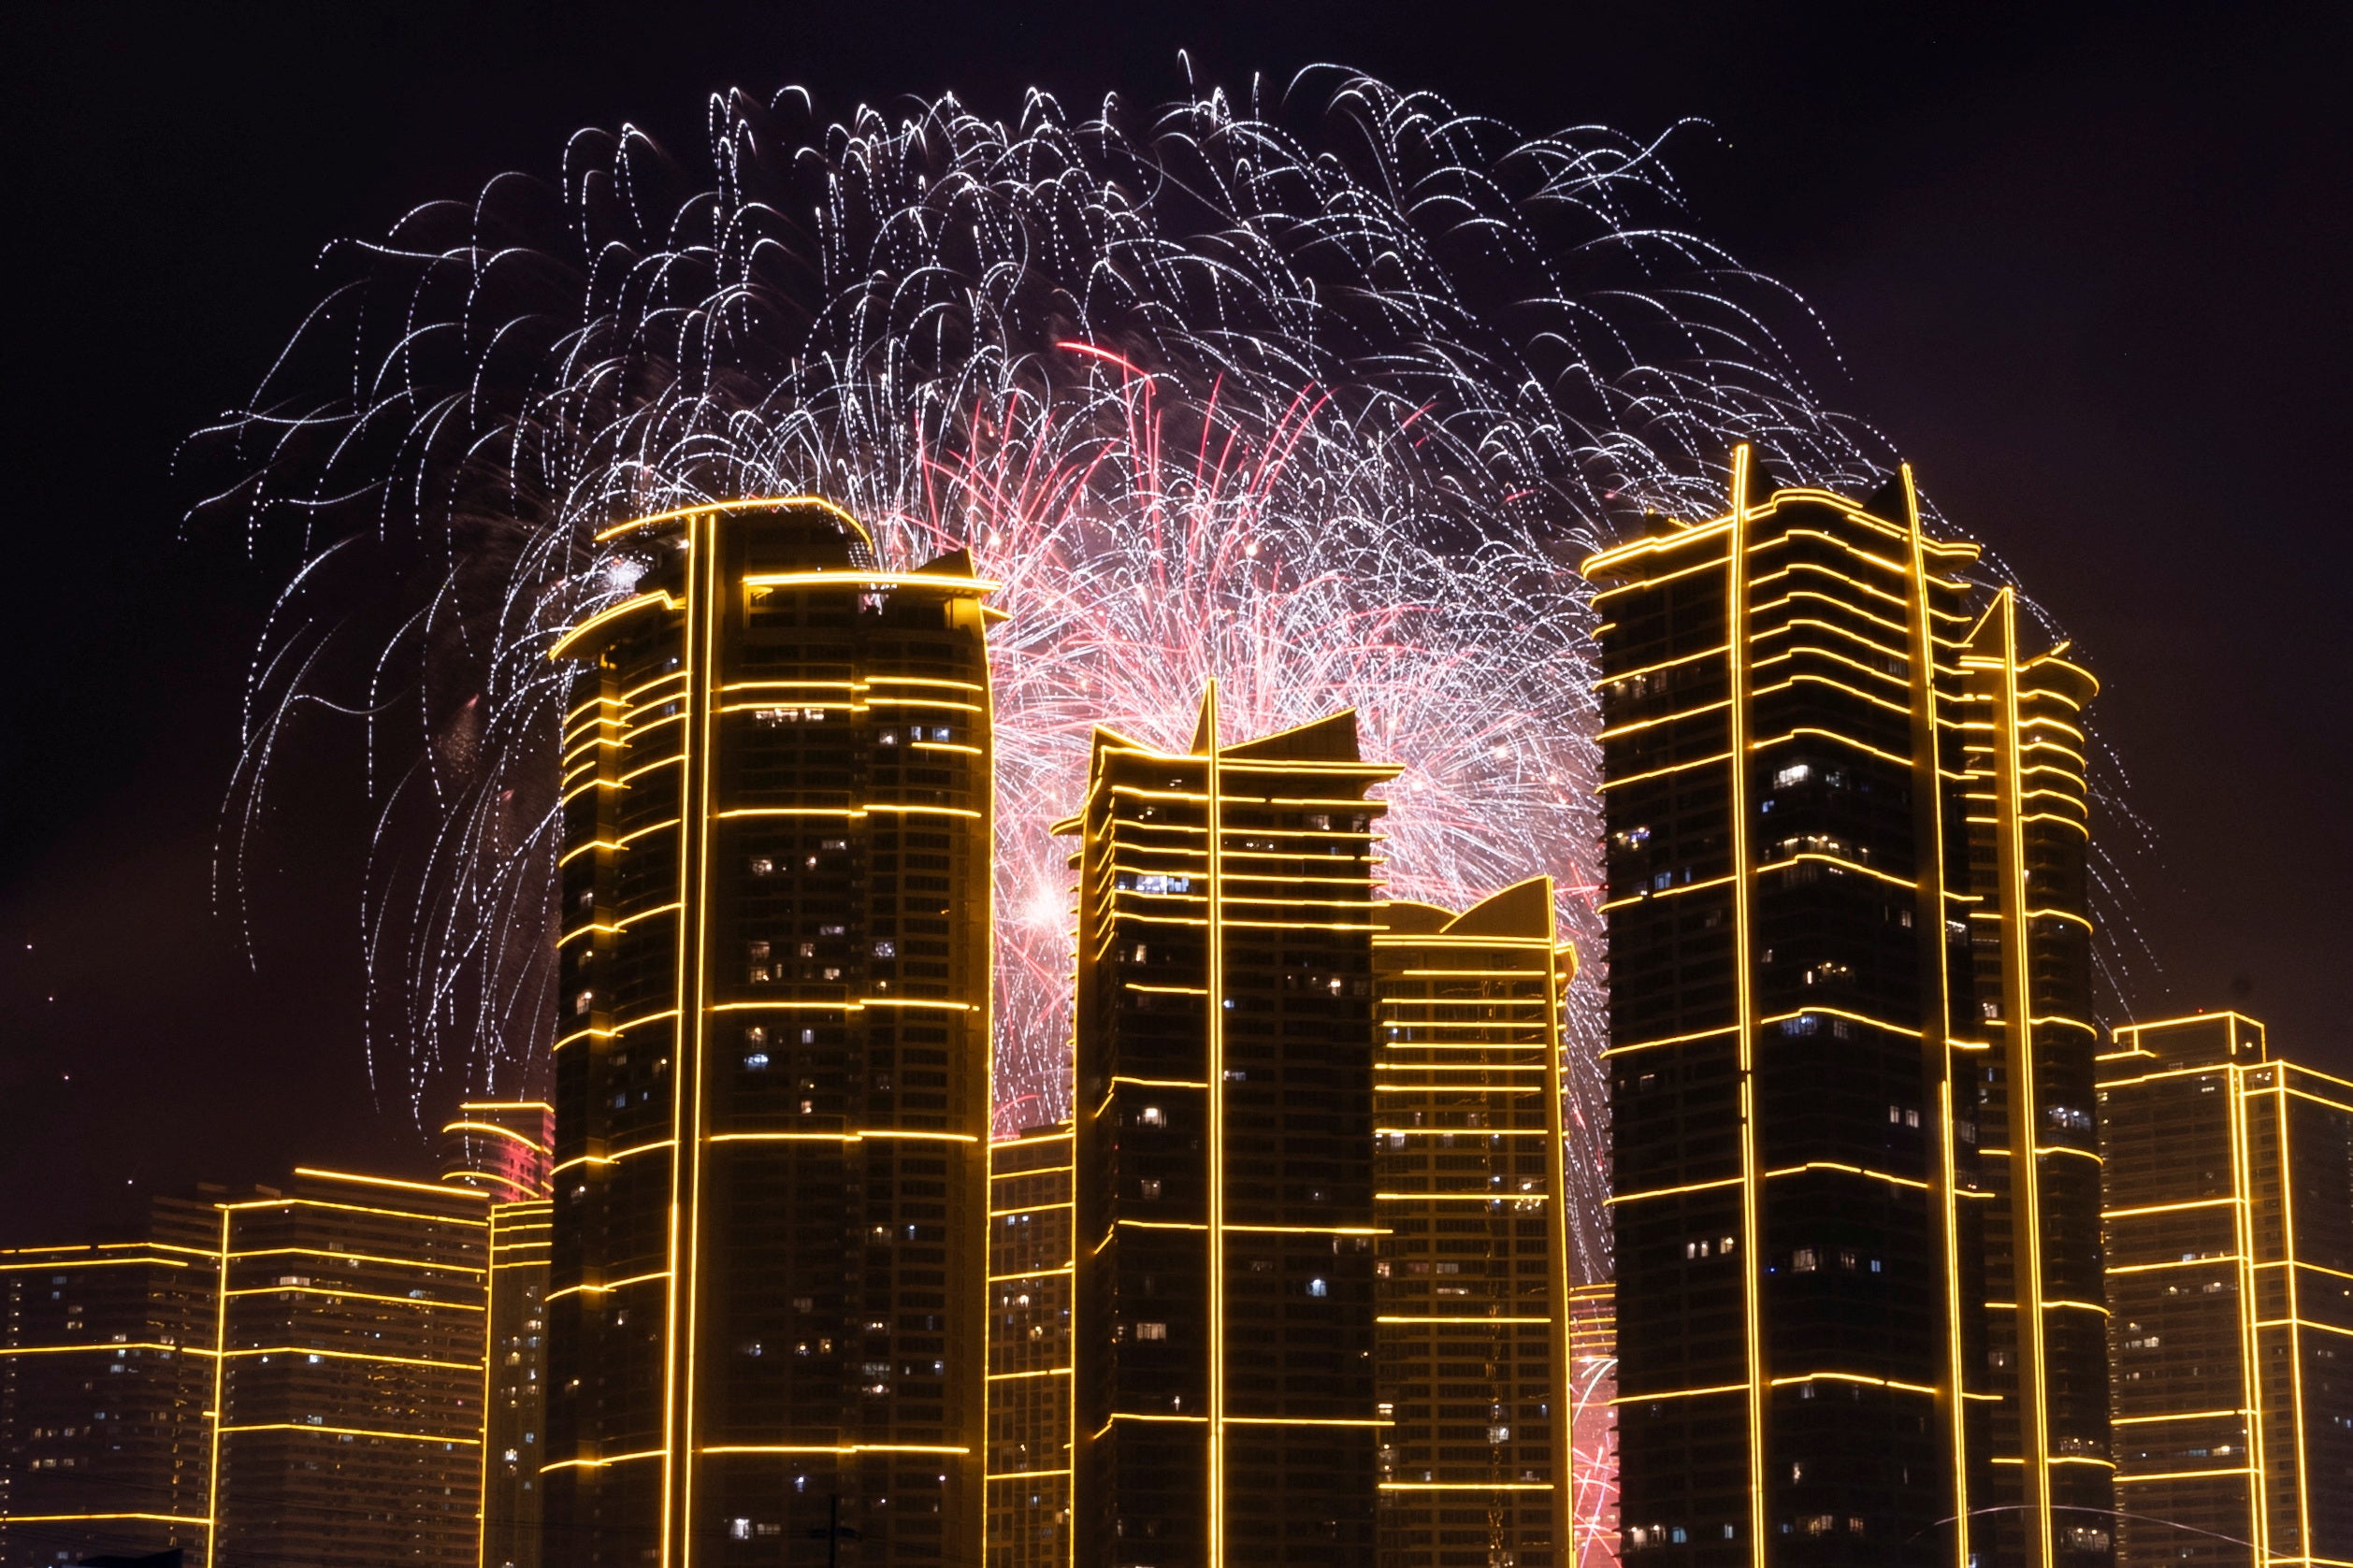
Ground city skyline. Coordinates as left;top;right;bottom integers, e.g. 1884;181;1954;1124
7;475;2345;1562
2;7;2348;1567
7;7;2350;1247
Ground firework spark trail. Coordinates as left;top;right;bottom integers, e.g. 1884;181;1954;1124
192;68;1963;1286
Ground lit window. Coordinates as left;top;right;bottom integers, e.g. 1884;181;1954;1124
1792;1248;1819;1273
743;1054;771;1071
1306;1278;1328;1298
1133;1322;1167;1342
1139;1106;1164;1128
873;940;896;957
573;990;593;1016
1139;1179;1162;1200
748;856;773;876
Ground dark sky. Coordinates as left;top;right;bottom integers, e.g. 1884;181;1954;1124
4;2;2346;1244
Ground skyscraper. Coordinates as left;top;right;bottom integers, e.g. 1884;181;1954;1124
2099;1012;2353;1567
545;497;997;1567
1582;449;2110;1566
985;1124;1075;1568
440;1101;557;1568
209;1167;492;1568
1370;880;1581;1566
0;1200;218;1568
1057;692;1393;1567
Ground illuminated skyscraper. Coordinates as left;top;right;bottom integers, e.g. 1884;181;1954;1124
1057;692;1393;1567
985;1124;1074;1568
545;498;997;1567
1369;881;1581;1566
0;1200;218;1568
1582;449;2110;1567
209;1168;492;1568
440;1101;557;1568
2099;1012;2353;1568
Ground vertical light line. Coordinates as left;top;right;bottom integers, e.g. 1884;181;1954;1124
683;516;721;1566
1724;445;1768;1566
975;598;1003;1568
659;515;716;1568
204;1204;231;1568
2227;1061;2269;1561
2276;1085;2310;1561
1901;468;1971;1568
1200;682;1225;1568
1984;592;2054;1567
1537;891;1578;1566
477;1205;498;1568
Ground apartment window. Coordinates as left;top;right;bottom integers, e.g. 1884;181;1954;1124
1139;1179;1162;1200
1139;1106;1164;1128
1792;1248;1819;1273
1134;1322;1167;1342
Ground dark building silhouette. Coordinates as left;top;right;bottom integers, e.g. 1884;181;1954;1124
1057;693;1393;1568
545;498;997;1567
1582;449;2110;1567
1370;881;1583;1566
2100;1012;2353;1567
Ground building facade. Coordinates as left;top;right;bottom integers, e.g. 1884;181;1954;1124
1058;693;1393;1567
2100;1012;2353;1567
440;1101;557;1568
1583;449;2111;1567
1370;881;1581;1567
0;1200;219;1568
546;498;997;1567
985;1125;1075;1568
209;1168;492;1568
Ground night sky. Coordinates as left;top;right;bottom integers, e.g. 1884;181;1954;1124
4;2;2347;1244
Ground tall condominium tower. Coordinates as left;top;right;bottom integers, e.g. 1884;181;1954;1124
440;1101;557;1568
1369;880;1581;1567
209;1168;492;1568
985;1123;1075;1568
546;498;997;1568
1583;448;2110;1568
2099;1013;2353;1568
0;1200;218;1568
1056;693;1393;1568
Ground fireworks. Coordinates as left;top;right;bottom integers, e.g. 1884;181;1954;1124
190;70;1910;1287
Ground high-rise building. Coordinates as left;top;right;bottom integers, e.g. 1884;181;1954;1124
2099;1012;2353;1567
0;1201;218;1568
1;1117;553;1568
1369;880;1581;1567
985;1124;1074;1568
483;1196;554;1568
545;498;997;1567
1582;448;2111;1567
1057;692;1394;1567
440;1101;556;1568
209;1167;492;1568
